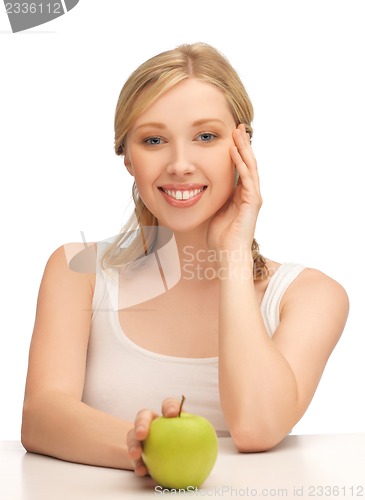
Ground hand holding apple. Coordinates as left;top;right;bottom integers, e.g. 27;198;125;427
142;396;218;490
127;397;182;477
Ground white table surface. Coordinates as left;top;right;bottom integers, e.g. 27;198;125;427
1;434;364;499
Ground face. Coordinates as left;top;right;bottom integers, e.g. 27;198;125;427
124;78;236;233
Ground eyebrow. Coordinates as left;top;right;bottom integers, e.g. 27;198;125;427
134;122;167;131
192;119;225;127
134;118;225;131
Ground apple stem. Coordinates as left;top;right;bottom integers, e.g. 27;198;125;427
178;395;186;417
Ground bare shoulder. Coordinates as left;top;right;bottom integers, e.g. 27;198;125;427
284;266;349;308
44;242;97;290
280;266;349;338
48;242;97;271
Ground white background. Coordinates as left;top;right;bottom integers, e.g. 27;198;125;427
1;0;364;439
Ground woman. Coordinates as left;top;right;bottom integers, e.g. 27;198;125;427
21;43;349;476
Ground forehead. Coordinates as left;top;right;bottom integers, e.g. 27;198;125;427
132;78;234;128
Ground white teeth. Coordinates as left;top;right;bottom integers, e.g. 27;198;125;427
162;187;205;200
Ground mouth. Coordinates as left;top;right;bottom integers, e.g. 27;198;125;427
158;185;207;207
158;185;207;200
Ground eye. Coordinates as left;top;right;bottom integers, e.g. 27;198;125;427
196;132;217;142
144;137;165;146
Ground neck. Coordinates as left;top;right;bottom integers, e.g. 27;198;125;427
155;223;219;282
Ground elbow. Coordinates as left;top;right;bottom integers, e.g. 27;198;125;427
21;431;34;454
21;399;39;453
21;403;33;452
230;425;287;453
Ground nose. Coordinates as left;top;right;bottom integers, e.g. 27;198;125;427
166;142;195;176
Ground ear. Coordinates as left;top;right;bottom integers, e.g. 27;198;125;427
124;153;134;176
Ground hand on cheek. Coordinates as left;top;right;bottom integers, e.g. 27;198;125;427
207;124;262;254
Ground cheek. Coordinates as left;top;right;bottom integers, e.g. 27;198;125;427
133;172;153;201
128;153;152;185
129;149;162;179
214;149;235;185
129;160;159;210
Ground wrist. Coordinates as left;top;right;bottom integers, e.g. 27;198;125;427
215;246;253;266
217;251;254;283
218;245;253;267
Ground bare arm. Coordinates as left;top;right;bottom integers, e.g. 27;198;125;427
21;245;134;469
218;261;349;452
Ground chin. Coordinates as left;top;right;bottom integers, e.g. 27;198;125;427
157;216;209;234
163;222;204;233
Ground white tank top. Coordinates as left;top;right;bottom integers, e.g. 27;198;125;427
82;242;305;436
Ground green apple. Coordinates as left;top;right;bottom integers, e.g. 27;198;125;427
142;396;218;490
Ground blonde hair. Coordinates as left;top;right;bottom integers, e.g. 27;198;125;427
102;42;268;279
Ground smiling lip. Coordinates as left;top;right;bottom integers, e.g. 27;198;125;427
158;184;207;208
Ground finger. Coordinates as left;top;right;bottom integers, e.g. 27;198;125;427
162;397;182;417
230;145;251;185
127;429;142;461
230;146;262;209
232;129;260;193
233;125;257;171
126;428;150;476
133;457;149;477
134;409;158;440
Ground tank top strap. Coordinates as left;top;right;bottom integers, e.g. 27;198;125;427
260;262;306;337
